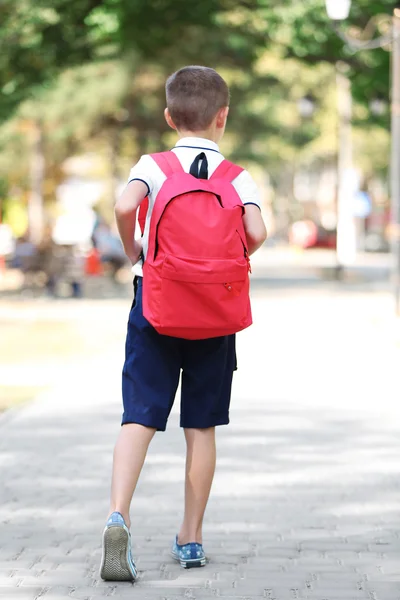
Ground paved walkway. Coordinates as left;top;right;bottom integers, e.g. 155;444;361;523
1;283;400;599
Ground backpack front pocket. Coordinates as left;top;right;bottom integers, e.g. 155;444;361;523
159;255;249;335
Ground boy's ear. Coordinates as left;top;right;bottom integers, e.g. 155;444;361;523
215;106;229;130
164;108;177;130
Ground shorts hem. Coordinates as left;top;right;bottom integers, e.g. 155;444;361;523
121;415;167;432
180;416;230;429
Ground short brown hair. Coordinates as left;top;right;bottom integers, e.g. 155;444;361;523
166;66;229;131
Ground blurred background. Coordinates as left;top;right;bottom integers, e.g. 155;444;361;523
2;2;400;596
0;0;399;409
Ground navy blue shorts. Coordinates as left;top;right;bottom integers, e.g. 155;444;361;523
122;278;237;431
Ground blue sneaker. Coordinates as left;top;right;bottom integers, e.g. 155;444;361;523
100;512;137;581
171;536;206;569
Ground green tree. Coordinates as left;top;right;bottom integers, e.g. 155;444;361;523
1;0;396;121
0;0;394;229
0;0;264;122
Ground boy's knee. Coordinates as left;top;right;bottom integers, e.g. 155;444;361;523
184;427;216;441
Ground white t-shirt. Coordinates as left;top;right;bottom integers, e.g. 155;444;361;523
126;137;262;276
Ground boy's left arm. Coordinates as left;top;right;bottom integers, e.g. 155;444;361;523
114;180;148;264
233;170;267;255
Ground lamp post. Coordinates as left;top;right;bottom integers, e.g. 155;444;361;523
325;0;400;312
392;9;400;313
335;64;356;275
291;95;316;226
325;0;351;21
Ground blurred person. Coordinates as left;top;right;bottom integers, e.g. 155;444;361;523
36;225;60;297
51;203;95;296
100;66;267;581
63;245;85;298
43;241;85;298
92;222;126;280
11;233;41;290
11;233;36;270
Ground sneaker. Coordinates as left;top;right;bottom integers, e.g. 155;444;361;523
100;512;137;581
171;535;206;569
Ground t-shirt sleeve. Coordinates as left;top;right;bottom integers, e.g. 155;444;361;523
232;169;262;209
126;155;155;196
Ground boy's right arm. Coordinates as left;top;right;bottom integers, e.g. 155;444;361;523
114;180;148;264
243;204;267;255
115;155;153;264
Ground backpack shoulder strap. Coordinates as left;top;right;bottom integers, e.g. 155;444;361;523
210;160;244;182
150;151;183;177
138;196;149;236
141;152;184;236
139;152;183;235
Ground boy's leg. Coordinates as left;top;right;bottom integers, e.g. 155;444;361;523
178;334;236;548
101;424;154;582
178;427;216;545
109;423;156;528
101;276;181;580
114;275;181;527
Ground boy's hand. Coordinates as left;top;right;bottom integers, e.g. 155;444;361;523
126;239;143;265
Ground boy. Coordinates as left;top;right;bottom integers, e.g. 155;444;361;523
100;66;267;581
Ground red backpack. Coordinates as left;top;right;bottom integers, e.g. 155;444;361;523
142;151;252;340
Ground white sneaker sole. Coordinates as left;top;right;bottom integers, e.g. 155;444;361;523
171;550;206;569
100;525;137;581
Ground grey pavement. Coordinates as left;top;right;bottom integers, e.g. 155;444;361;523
1;260;400;599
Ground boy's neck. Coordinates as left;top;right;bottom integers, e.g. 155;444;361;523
177;130;221;145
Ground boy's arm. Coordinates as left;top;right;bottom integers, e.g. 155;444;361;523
232;169;267;255
114;180;148;264
243;205;267;255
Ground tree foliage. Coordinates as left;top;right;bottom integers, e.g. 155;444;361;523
0;0;263;122
1;0;397;121
0;0;395;218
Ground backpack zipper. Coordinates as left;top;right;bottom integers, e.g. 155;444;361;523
236;230;251;273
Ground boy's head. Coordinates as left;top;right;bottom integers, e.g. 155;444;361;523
165;66;229;141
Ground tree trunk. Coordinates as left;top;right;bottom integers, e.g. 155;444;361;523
28;121;45;245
